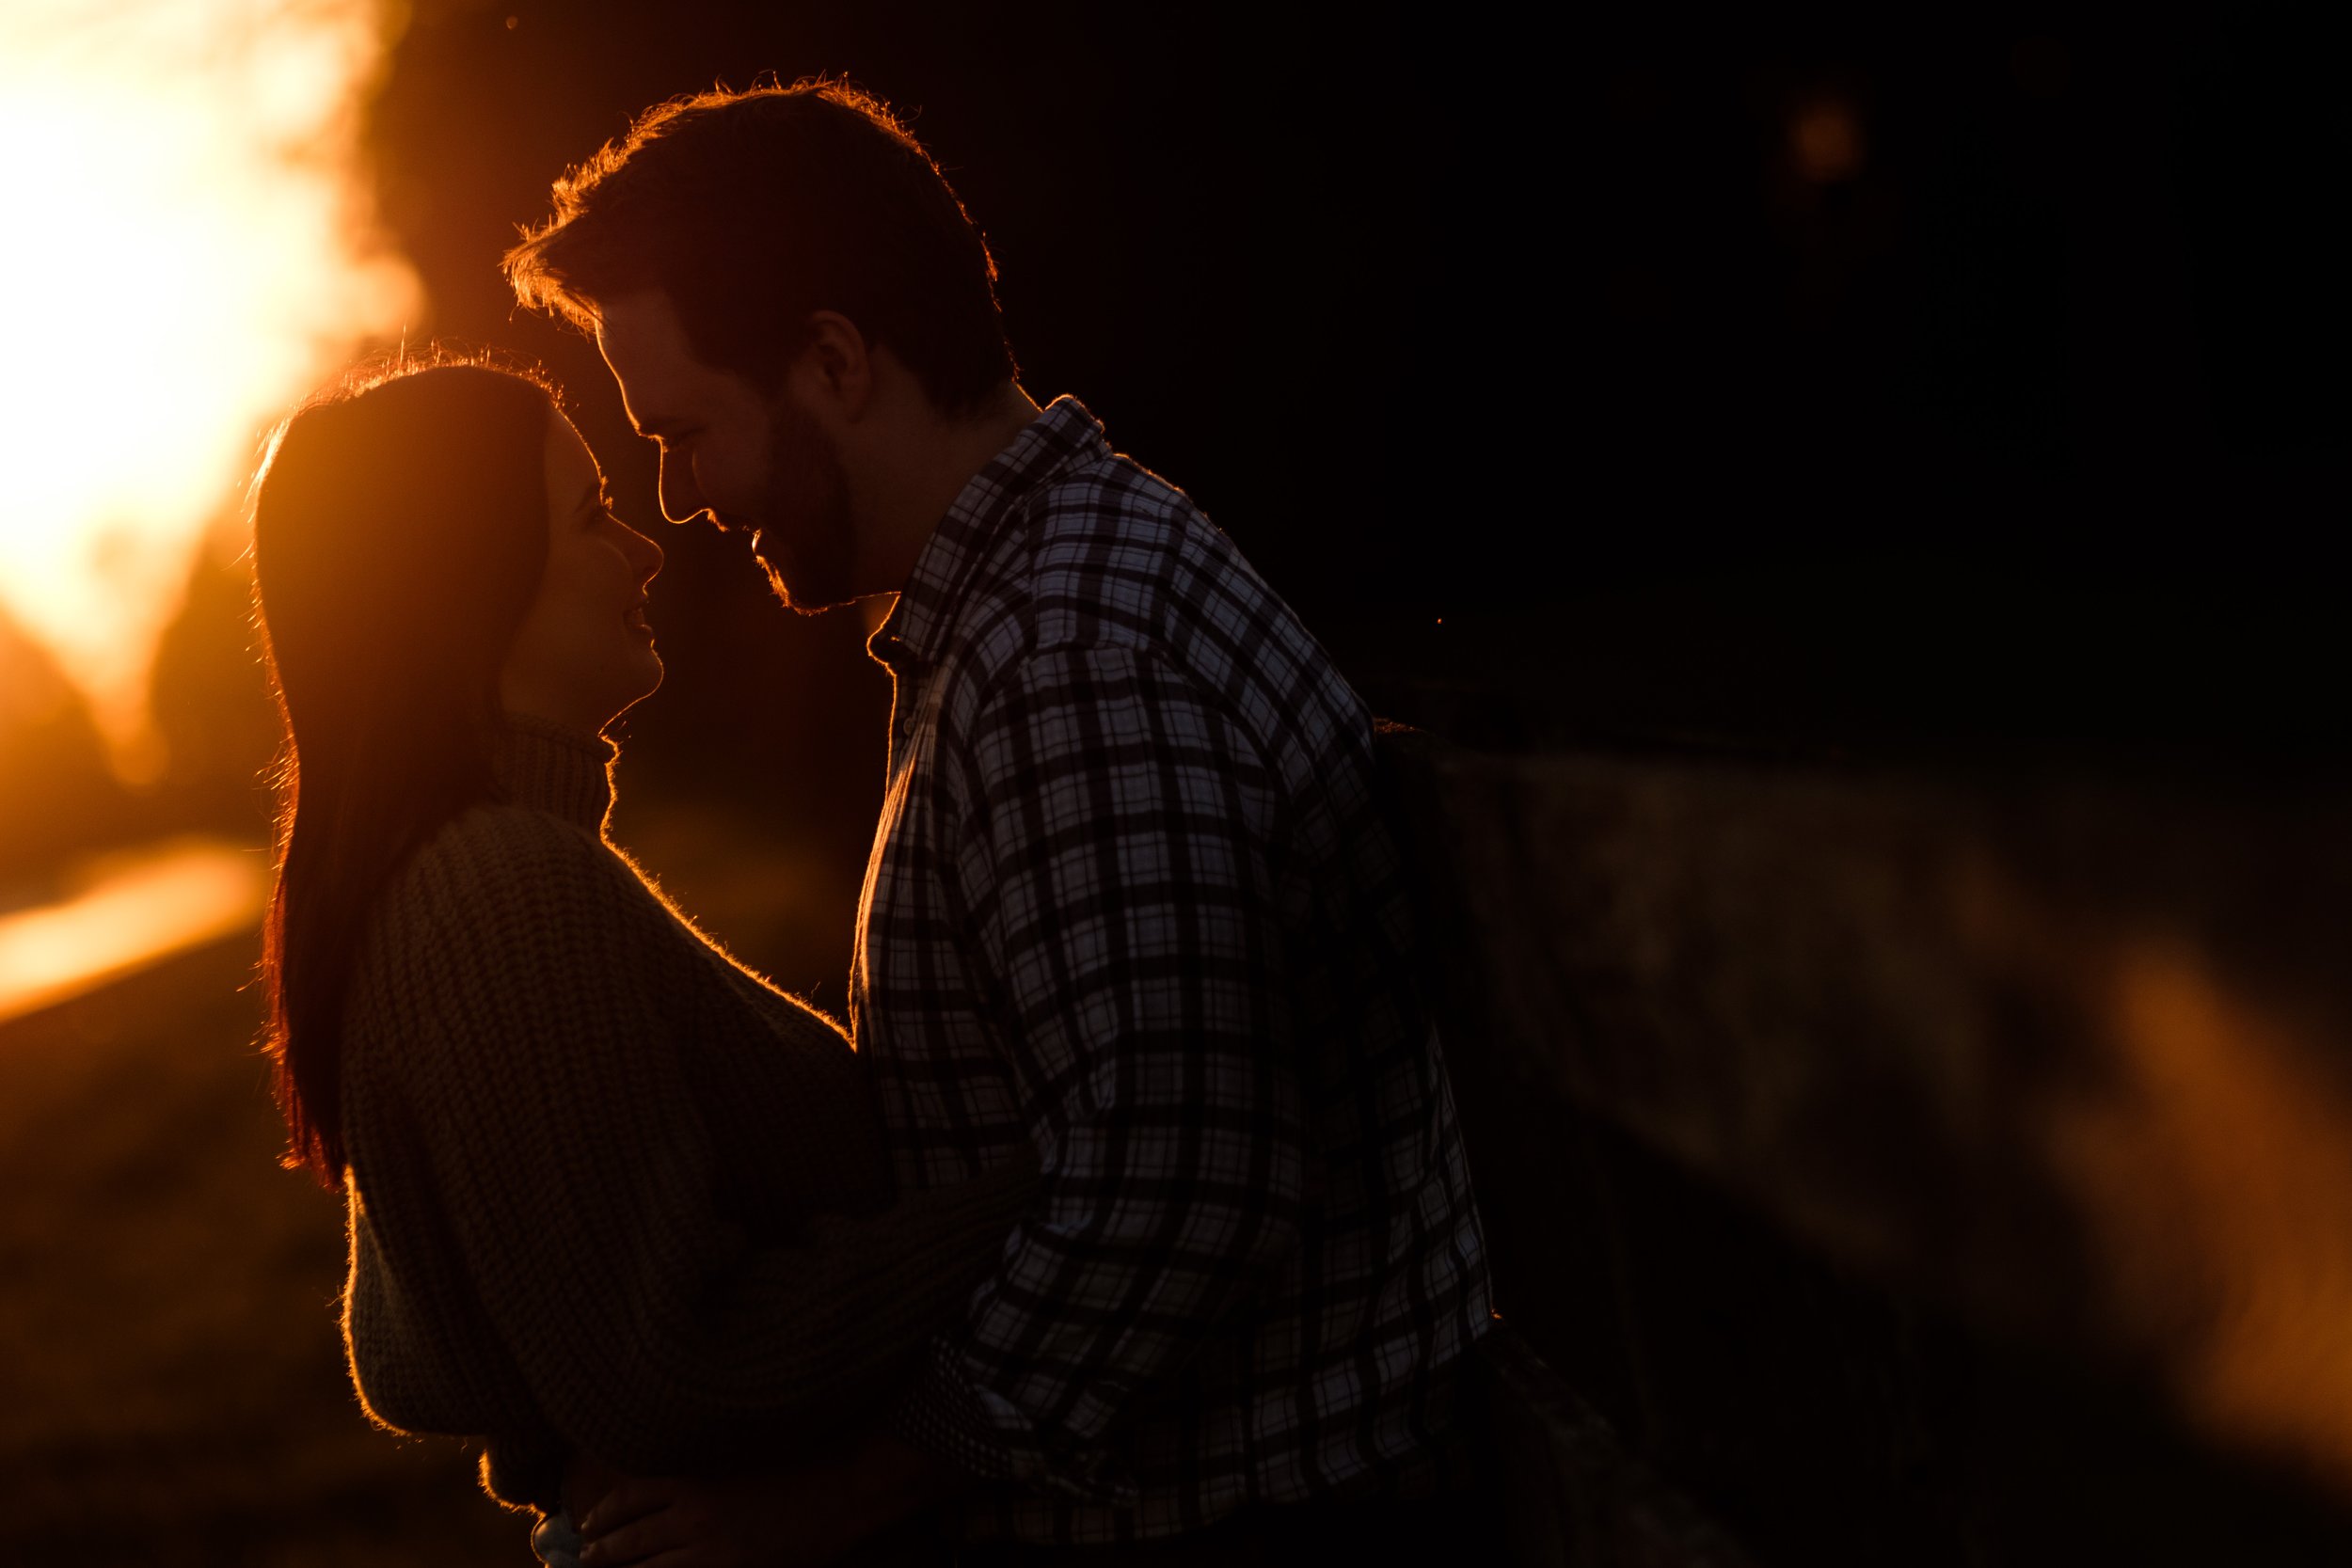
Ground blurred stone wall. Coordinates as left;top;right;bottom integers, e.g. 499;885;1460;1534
1386;725;2352;1565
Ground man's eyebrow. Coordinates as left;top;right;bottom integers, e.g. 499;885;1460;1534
573;476;603;515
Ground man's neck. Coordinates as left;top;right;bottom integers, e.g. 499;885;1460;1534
856;380;1044;596
941;380;1046;513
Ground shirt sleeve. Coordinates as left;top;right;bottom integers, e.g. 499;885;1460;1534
891;644;1310;1499
368;812;1037;1478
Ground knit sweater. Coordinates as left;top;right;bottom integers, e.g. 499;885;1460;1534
338;717;1036;1510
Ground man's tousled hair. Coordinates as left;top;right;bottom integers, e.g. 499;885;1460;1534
504;78;1016;415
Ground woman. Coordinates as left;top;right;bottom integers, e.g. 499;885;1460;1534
248;357;1031;1542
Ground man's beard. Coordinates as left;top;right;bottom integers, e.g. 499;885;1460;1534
745;400;858;615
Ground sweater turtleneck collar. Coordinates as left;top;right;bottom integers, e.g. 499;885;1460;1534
492;714;616;833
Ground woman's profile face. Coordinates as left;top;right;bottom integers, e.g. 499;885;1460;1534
499;408;666;732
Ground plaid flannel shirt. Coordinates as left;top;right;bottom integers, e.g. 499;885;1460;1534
853;397;1490;1544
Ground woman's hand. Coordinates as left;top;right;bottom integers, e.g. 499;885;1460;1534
576;1434;963;1567
574;1469;783;1567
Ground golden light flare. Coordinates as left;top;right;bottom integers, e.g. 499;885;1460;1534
2061;937;2352;1490
0;836;268;1024
0;0;422;780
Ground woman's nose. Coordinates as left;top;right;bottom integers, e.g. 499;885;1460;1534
628;524;663;583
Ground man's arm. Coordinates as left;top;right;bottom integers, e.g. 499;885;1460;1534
895;641;1309;1498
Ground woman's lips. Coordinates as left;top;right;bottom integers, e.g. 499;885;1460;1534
623;601;652;634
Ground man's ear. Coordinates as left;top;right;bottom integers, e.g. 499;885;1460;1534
795;310;873;421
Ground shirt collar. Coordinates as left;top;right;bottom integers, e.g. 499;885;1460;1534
869;396;1107;671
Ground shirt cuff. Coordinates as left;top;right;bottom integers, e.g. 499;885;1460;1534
883;1337;1139;1507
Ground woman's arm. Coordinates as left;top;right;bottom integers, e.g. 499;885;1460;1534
369;809;1034;1475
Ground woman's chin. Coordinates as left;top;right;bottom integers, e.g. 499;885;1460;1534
606;662;663;726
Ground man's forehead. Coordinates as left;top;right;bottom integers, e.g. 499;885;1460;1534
594;291;686;373
594;291;750;421
594;292;697;420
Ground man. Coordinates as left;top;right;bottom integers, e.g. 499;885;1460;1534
505;80;1490;1563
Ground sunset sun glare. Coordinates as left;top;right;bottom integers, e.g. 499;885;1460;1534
0;0;421;780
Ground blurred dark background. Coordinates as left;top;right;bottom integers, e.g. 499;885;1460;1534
11;7;2342;970
356;5;2343;1001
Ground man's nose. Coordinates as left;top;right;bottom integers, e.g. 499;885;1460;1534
657;452;706;525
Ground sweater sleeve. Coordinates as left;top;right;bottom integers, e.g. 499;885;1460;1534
374;809;1036;1476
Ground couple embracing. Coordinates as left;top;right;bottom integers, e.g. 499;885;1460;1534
251;81;1490;1566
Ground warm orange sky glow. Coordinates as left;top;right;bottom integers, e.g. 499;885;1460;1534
0;0;421;780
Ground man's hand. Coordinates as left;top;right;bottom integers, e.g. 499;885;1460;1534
576;1434;967;1568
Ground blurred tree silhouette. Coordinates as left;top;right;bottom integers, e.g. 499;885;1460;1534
0;613;130;885
147;536;278;843
0;531;277;890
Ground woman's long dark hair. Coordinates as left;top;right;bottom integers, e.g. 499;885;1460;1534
252;359;558;1187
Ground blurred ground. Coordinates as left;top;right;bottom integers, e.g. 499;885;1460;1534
0;803;830;1566
0;936;516;1565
